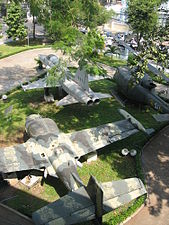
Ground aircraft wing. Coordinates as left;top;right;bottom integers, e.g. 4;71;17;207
56;95;78;106
88;75;107;81
32;177;146;225
21;78;60;91
89;88;112;99
65;119;138;158
94;92;112;99
0;139;51;174
101;177;146;212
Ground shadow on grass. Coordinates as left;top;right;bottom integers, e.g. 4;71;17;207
0;170;69;218
0;180;48;220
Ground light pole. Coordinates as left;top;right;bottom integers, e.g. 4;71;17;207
27;28;30;46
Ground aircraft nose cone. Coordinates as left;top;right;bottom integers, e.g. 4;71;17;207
56;160;83;191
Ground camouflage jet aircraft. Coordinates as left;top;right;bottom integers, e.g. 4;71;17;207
114;67;169;113
22;54;111;106
0;110;151;191
32;175;147;225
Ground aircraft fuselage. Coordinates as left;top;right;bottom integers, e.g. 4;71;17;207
114;67;169;113
61;78;100;105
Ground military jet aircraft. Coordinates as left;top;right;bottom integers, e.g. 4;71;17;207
38;54;59;69
32;175;147;225
22;54;111;106
115;37;169;83
0;110;151;191
114;67;169;113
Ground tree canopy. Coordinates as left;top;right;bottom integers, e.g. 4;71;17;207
26;0;45;38
126;0;159;48
5;1;27;40
48;29;106;84
39;0;112;42
126;0;169;82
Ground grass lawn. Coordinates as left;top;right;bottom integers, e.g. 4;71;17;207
0;74;166;224
96;55;127;68
0;52;167;224
0;39;51;59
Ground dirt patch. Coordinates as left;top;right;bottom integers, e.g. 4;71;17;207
0;132;24;147
0;177;45;204
29;102;40;109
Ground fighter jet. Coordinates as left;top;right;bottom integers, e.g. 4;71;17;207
22;54;111;106
38;54;59;69
32;175;147;225
115;37;169;83
56;68;111;106
0;110;151;191
114;66;169;113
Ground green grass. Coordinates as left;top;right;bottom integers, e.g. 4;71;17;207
0;39;51;59
96;54;127;68
0;77;166;224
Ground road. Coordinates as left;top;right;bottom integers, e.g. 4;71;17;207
0;48;57;95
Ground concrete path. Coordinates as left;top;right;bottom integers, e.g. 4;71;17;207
0;48;57;95
0;47;115;96
126;125;169;225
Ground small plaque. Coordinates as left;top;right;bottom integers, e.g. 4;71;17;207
20;175;40;189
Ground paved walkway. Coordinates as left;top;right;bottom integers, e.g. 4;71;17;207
0;48;57;95
0;47;116;95
126;125;169;225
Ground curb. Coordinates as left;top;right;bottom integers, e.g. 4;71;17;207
119;203;145;225
0;47;52;60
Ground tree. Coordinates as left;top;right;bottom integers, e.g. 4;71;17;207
36;0;112;83
40;0;112;42
26;0;45;39
5;1;27;40
73;29;105;71
48;30;106;84
104;45;120;59
126;0;159;49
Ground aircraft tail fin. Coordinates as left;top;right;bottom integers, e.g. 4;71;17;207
32;176;146;225
74;69;89;91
